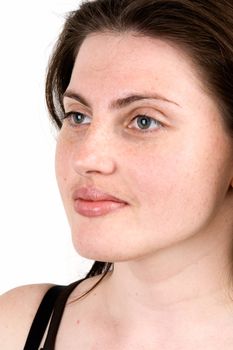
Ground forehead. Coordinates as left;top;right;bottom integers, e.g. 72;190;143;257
68;32;204;105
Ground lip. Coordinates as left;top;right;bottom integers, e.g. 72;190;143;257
72;187;128;217
72;186;127;203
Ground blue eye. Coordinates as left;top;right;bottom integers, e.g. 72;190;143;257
62;111;163;134
130;115;162;132
63;111;91;126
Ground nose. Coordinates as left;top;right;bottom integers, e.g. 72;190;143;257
72;125;117;177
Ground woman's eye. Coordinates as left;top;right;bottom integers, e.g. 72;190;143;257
62;112;163;133
129;115;162;132
63;111;91;126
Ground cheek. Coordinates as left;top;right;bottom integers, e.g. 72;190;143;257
122;137;226;239
126;149;185;206
55;136;71;195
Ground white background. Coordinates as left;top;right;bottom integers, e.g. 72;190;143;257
0;0;93;294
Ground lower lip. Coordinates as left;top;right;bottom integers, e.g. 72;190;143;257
74;199;128;217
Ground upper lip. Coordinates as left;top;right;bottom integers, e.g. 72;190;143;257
72;186;128;203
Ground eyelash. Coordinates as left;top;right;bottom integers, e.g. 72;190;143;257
62;111;163;134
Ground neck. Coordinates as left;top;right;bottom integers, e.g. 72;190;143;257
102;223;233;340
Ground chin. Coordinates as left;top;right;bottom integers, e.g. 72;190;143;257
71;234;156;263
72;239;120;262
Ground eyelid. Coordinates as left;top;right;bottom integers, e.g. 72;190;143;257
127;105;168;124
63;112;164;136
63;100;92;114
127;114;164;133
130;105;167;119
64;103;167;119
62;107;169;133
62;111;92;127
62;110;90;119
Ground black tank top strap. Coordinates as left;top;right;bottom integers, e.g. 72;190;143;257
23;284;65;350
42;278;86;350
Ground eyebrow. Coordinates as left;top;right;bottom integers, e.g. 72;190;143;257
63;90;180;109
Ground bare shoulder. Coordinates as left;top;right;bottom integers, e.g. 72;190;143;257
0;283;53;350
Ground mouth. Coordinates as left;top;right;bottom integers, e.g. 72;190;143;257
73;198;128;217
72;186;129;217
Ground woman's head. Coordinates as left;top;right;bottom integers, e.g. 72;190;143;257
47;1;233;266
46;0;233;135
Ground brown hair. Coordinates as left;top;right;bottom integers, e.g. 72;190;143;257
46;0;233;292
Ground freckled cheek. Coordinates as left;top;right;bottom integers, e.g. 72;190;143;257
126;140;207;218
55;138;71;192
125;150;182;205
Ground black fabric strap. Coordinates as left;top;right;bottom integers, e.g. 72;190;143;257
23;285;65;350
42;279;85;350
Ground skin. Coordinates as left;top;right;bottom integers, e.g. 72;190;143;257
54;32;233;347
1;32;233;349
58;32;233;262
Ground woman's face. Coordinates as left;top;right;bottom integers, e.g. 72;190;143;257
56;33;233;262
